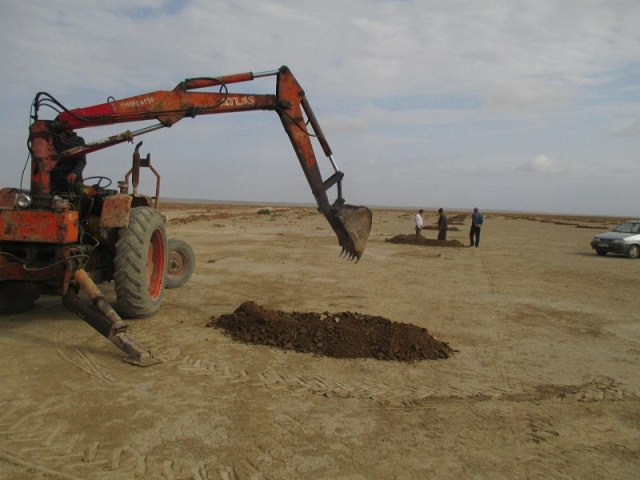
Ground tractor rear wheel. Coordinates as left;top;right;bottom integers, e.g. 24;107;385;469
166;238;195;289
114;207;167;318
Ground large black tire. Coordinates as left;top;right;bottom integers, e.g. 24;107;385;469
0;282;39;314
114;207;167;318
166;238;195;289
626;244;639;259
595;249;607;256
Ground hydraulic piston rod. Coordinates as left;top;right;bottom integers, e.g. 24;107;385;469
62;269;160;366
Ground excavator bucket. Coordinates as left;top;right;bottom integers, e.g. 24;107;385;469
327;204;372;261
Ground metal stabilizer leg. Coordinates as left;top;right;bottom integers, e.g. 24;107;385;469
62;269;161;366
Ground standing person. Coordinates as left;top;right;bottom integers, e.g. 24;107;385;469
437;208;448;241
415;209;424;239
470;207;484;247
51;129;87;193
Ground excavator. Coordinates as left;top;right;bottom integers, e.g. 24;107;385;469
0;66;372;365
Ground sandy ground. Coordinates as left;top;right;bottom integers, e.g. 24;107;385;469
1;204;639;479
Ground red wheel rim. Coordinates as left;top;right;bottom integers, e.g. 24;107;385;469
147;229;165;299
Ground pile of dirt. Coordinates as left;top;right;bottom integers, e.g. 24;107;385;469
422;225;460;231
386;234;466;247
207;301;454;362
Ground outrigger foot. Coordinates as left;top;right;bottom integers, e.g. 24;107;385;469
62;269;161;366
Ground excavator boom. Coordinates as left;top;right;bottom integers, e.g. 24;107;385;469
48;66;371;259
2;66;372;365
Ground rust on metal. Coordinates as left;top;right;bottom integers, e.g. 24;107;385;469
99;194;133;228
0;188;18;209
123;144;162;208
74;268;103;300
28;121;57;197
0;210;78;243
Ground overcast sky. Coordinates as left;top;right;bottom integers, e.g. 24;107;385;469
1;0;639;216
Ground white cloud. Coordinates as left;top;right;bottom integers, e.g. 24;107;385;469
518;154;569;173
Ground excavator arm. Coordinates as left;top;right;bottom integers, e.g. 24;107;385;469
43;66;371;259
9;66;371;365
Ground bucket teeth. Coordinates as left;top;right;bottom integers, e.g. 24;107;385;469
339;246;359;262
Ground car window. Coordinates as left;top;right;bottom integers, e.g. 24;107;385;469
615;222;634;233
633;224;640;233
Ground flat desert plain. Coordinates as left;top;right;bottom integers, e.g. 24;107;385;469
1;203;638;479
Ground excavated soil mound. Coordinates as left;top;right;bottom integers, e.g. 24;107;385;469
422;225;460;231
386;234;465;247
207;301;454;362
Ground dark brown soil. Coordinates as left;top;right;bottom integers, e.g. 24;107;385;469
386;234;466;247
422;225;460;231
207;301;454;362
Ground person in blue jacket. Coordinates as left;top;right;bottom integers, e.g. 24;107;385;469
470;207;484;247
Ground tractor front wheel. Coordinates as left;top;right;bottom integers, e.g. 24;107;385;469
166;238;195;289
114;207;167;318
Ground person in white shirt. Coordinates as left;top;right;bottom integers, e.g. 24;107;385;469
415;209;424;238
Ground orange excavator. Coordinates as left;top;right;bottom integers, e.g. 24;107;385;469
0;66;372;365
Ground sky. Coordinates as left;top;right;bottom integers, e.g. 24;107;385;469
1;0;639;216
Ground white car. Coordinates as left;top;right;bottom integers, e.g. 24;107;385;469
591;220;640;258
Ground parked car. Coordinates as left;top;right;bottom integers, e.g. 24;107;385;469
591;220;640;258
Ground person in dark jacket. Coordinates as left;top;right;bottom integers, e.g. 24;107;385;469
470;207;484;247
437;208;448;241
51;129;86;193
